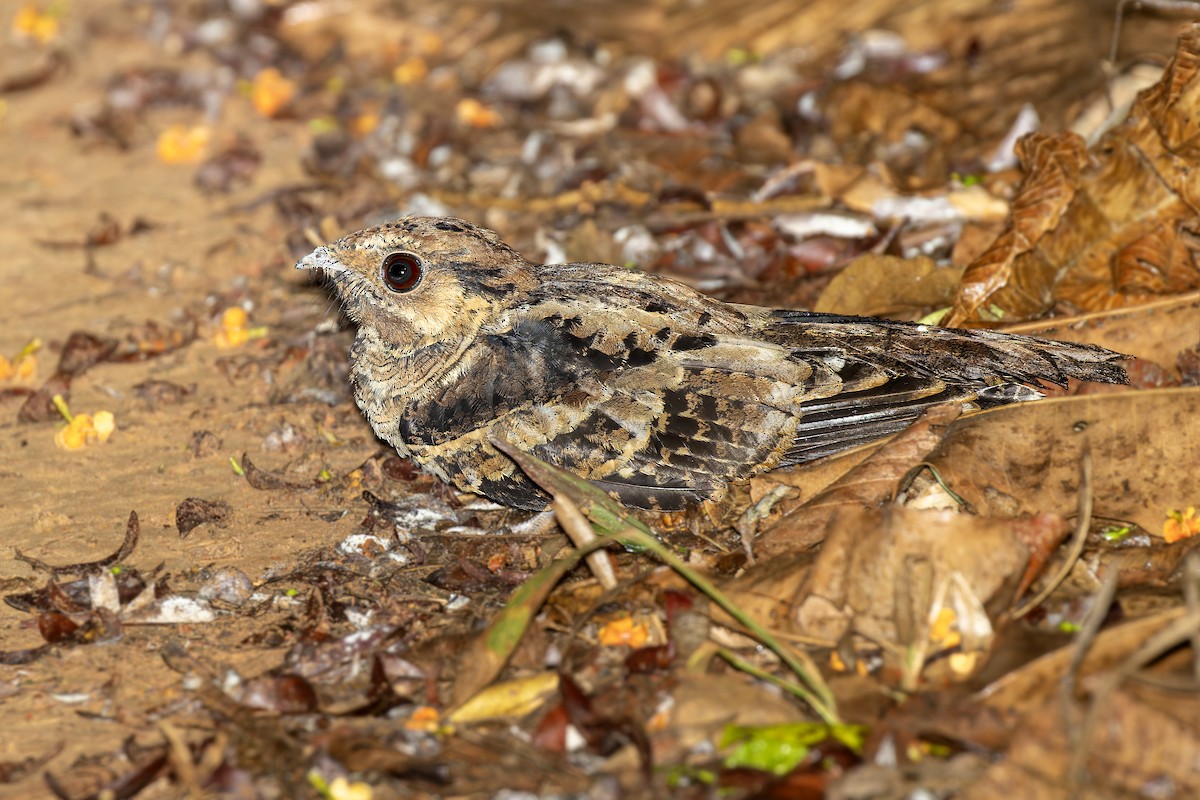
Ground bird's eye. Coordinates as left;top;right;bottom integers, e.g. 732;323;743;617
381;252;424;293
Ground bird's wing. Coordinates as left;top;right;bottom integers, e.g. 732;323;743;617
423;268;960;508
394;266;829;508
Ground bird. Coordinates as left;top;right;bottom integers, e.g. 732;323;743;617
297;216;1128;512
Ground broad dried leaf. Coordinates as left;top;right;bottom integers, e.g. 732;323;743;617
447;672;559;724
824;83;961;187
723;406;963;635
14;511;140;577
792;507;1040;644
950;27;1200;323
1003;291;1200;375
814;253;964;318
755;403;961;558
924;389;1200;532
965;670;1200;798
175;497;232;538
975;608;1186;714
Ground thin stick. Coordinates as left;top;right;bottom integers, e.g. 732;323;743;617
1012;448;1093;620
553;495;619;590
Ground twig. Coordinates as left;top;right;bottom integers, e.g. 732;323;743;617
552;495;619;590
1011;447;1093;620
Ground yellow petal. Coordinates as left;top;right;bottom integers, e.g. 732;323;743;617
92;411;116;443
14;354;37;383
327;777;373;800
598;616;650;647
393;58;428;85
221;307;248;329
157;125;211;164
13;5;60;44
55;415;93;450
447;673;559;724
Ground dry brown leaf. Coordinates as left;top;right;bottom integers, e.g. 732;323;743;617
711;549;823;643
949;26;1200;324
947;132;1094;322
749;444;873;506
666;0;1130;151
952;222;1007;270
809;162;881;214
824;82;962;188
659;673;801;762
974;608;1185;714
814;253;964;318
755;403;961;558
1003;291;1200;376
792;506;1044;644
924;389;1200;532
965;661;1200;798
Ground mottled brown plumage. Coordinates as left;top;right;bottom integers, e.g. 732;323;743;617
298;216;1128;510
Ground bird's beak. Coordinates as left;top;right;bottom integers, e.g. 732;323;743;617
295;246;342;274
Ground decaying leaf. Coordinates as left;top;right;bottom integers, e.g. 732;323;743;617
447;672;559;724
813;253;964;318
754;403;962;558
1003;290;1199;377
792;506;1051;648
965;608;1200;797
950;26;1200;323
924;389;1200;532
175;498;233;538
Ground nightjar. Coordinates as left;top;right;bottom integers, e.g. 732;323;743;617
298;217;1127;511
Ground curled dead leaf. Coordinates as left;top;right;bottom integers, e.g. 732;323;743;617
949;27;1200;324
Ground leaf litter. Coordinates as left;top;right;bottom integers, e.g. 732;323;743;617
1;1;1200;798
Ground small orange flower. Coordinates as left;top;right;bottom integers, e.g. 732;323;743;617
12;4;60;44
54;410;116;450
327;777;373;800
393;57;428;85
214;307;248;348
349;111;379;137
214;307;266;349
157;124;211;164
1164;507;1200;543
598;615;650;647
251;68;296;118
13;353;37;382
455;98;502;129
404;705;441;732
928;607;961;650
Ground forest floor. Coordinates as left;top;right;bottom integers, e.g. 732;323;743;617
1;1;1199;798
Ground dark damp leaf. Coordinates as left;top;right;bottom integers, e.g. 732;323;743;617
241;453;316;490
175;497;233;538
235;674;319;714
0;643;54;665
425;559;518;593
36;611;80;643
0;742;63;784
13;512;140;578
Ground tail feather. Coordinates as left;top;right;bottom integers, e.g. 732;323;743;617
762;311;1127;466
766;311;1129;388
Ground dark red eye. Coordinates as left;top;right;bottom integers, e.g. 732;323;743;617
381;252;423;293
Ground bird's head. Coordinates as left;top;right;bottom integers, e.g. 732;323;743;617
297;216;534;349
